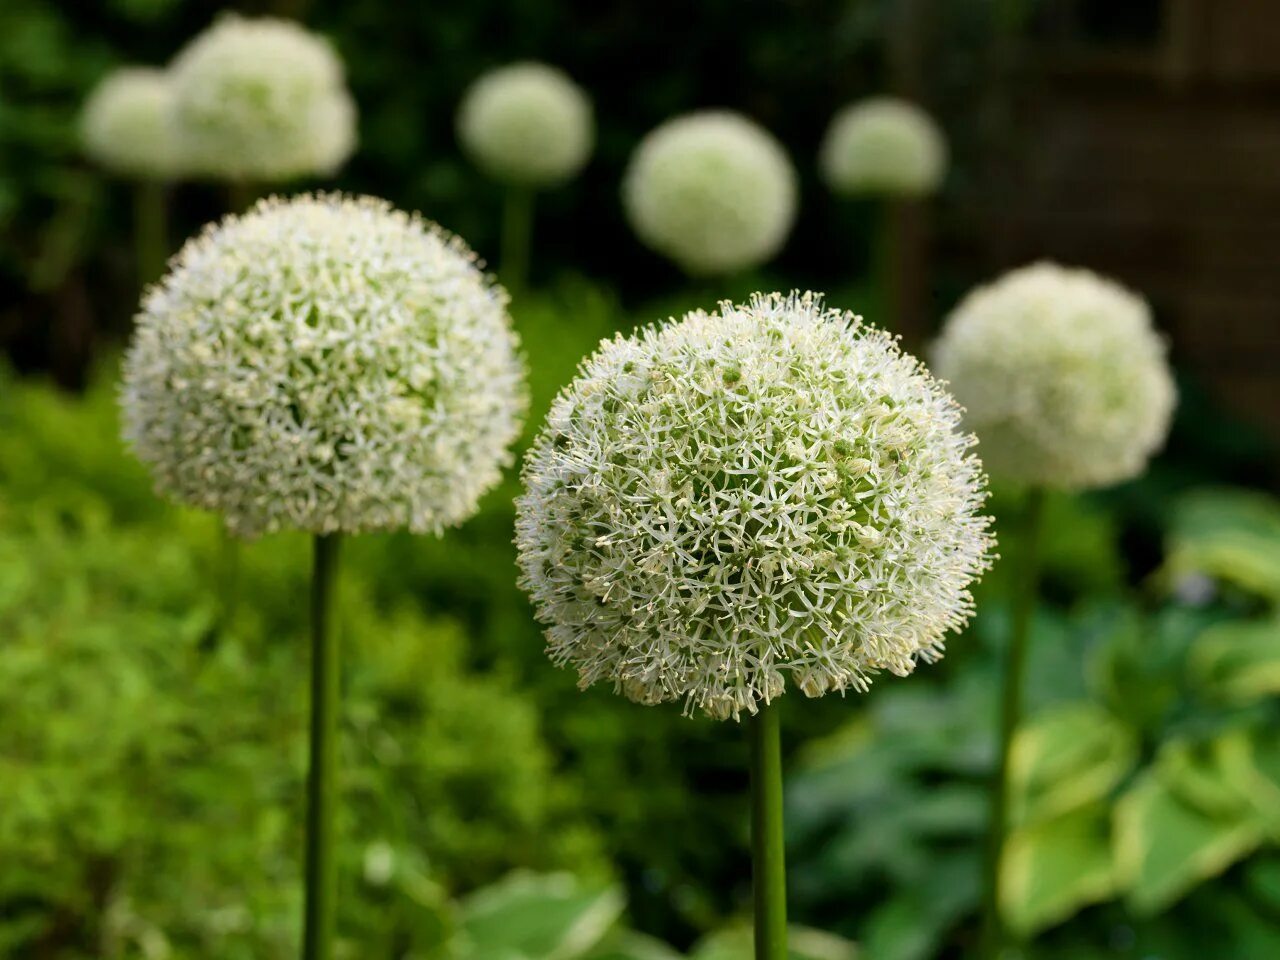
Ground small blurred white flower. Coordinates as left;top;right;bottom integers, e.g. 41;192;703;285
932;262;1176;490
820;97;947;198
622;111;798;276
169;14;356;183
363;841;396;886
457;62;593;187
81;67;180;180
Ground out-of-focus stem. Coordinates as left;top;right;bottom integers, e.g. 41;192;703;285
302;533;341;960
982;487;1045;959
501;186;534;296
750;701;787;960
134;179;168;289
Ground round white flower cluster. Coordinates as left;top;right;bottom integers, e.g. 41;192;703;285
457;62;594;187
820;97;947;198
121;194;527;538
516;292;994;720
169;15;356;183
623;111;797;276
80;67;180;180
932;262;1176;490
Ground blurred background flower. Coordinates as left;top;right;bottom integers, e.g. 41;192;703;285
622;111;797;276
168;14;356;187
820;96;947;198
80;67;180;181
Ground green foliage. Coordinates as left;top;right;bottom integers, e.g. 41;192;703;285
1002;806;1115;936
0;355;608;957
457;872;625;960
787;486;1280;958
450;872;859;960
3;280;1280;958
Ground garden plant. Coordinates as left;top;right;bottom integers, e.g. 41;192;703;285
2;4;1279;960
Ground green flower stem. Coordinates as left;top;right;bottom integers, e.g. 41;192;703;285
982;487;1045;959
218;523;240;636
870;196;895;327
303;533;341;960
501;186;534;296
134;179;168;289
750;701;788;960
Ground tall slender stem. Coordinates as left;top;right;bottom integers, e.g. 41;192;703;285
133;179;168;289
218;523;240;636
982;487;1045;959
303;533;341;960
750;701;787;960
501;186;534;296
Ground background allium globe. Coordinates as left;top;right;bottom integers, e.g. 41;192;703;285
80;67;180;180
820;97;947;198
121;193;527;538
515;292;994;720
622;111;798;276
932;261;1177;490
169;14;356;183
457;62;594;187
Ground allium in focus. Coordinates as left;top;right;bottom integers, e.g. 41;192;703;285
516;292;994;720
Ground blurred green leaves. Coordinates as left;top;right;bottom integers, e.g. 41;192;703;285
787;485;1280;957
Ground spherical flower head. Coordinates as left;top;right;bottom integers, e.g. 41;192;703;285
515;292;994;720
80;67;180;180
932;262;1176;490
121;193;527;538
622;111;798;276
169;14;356;183
457;62;593;187
820;97;947;198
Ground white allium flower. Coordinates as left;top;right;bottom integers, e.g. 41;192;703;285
932;262;1176;490
515;292;994;720
457;62;593;187
820;97;947;198
80;67;180;180
169;15;356;183
622;111;798;276
121;194;526;538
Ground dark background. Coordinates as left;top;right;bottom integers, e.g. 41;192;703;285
5;0;1276;466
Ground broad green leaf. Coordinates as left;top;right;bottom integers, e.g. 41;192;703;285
1188;619;1280;704
458;872;625;960
1009;702;1136;826
583;931;684;960
690;923;858;960
1166;488;1280;602
1218;726;1280;830
1000;805;1115;936
1084;602;1187;737
1158;735;1258;820
1114;771;1264;914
